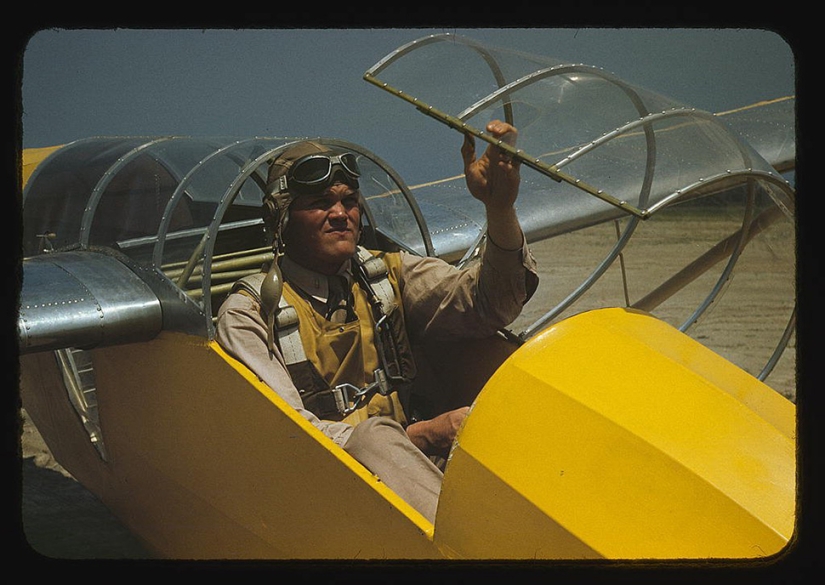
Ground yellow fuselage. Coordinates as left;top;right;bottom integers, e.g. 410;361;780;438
20;308;795;559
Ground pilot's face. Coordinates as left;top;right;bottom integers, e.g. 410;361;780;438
283;182;361;275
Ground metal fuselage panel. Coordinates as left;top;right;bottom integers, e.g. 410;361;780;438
18;251;163;354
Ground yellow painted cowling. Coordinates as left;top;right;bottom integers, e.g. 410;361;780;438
434;307;796;559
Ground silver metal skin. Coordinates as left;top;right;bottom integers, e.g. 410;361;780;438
18;251;163;354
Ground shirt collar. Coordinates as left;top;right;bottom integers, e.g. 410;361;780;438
280;253;353;303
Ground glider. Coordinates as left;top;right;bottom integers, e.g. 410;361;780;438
18;33;796;559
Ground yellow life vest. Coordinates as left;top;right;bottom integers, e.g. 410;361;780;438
235;247;417;427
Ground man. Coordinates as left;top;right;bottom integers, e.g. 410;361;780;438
216;121;538;523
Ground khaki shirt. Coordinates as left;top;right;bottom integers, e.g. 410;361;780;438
215;238;538;447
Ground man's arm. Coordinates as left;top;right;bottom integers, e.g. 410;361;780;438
399;120;538;342
405;121;537;456
462;120;524;251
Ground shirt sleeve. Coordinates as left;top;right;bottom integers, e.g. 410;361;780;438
399;234;539;343
215;291;354;447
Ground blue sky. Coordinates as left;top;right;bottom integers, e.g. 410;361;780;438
20;27;795;184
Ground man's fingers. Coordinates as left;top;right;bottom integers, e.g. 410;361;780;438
461;133;476;160
487;120;518;146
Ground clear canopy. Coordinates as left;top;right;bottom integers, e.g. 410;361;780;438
22;136;430;333
365;34;794;238
364;33;796;392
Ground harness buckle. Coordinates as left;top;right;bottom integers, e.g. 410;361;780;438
331;368;392;415
373;368;390;396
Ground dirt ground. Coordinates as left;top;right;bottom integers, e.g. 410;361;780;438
17;200;798;559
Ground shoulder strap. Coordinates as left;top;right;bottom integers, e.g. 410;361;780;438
232;272;306;366
354;246;396;316
231;250;398;373
273;296;305;366
231;272;265;303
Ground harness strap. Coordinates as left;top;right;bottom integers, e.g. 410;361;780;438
231;247;401;418
231;272;306;366
274;298;306;366
355;247;396;316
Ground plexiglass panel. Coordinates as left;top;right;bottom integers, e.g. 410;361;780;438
366;32;795;389
365;32;794;221
22;137;148;255
23;136;428;325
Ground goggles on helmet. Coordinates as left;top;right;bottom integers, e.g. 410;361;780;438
279;152;361;196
